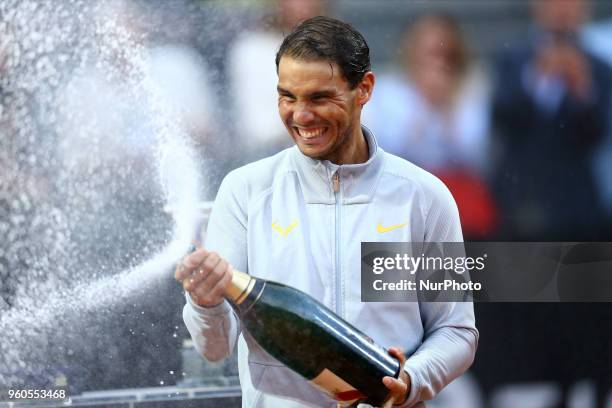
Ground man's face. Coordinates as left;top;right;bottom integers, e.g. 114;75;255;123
277;56;371;163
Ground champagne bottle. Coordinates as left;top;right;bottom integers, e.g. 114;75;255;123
225;269;401;407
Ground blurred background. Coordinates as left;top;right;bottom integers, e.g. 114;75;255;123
1;0;612;407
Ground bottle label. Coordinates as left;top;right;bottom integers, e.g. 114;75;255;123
310;368;365;406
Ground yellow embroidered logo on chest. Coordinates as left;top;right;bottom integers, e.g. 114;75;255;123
272;220;299;237
376;222;408;233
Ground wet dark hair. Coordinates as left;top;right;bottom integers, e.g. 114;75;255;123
275;16;371;89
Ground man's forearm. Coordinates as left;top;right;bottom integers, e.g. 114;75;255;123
400;326;478;407
182;294;240;362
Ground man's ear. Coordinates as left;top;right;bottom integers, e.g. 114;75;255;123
357;71;375;106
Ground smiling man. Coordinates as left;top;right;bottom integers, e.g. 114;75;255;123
176;16;478;408
276;54;371;165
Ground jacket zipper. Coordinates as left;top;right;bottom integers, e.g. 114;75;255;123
333;171;343;317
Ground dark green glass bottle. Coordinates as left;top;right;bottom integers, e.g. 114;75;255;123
225;269;400;407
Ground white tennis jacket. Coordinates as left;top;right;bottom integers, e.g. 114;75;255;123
183;127;478;408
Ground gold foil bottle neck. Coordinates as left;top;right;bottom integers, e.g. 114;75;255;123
225;268;255;305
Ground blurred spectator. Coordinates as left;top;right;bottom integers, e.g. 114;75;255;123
490;8;612;404
582;18;612;238
364;14;497;238
227;0;327;161
491;0;611;240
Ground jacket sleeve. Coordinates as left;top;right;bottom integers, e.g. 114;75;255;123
182;170;248;362
400;179;479;408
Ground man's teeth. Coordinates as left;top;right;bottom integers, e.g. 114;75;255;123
298;127;325;138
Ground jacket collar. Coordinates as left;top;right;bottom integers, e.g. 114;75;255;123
291;126;385;204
